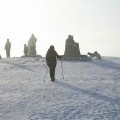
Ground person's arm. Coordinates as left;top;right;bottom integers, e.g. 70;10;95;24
55;51;62;58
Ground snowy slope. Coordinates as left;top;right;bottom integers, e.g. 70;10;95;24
0;57;120;120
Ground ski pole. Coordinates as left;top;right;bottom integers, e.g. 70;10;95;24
61;60;64;80
43;67;48;82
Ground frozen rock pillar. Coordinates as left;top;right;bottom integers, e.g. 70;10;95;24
27;34;37;56
64;35;80;57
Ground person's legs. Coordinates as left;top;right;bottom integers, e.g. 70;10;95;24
8;51;10;58
49;65;56;82
6;50;8;58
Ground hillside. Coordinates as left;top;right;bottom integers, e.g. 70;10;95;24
0;57;120;120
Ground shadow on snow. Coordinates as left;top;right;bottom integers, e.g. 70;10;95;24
56;80;120;105
0;59;35;72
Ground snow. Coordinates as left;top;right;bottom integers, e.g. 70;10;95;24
0;57;120;120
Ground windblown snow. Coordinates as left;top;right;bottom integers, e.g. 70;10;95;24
0;57;120;120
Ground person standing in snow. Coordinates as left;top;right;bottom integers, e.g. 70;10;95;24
24;44;28;57
46;45;62;82
5;39;11;58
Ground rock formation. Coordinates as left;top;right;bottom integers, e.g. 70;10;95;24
64;35;80;57
27;34;37;56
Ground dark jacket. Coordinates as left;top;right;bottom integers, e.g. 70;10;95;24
5;41;11;51
46;47;61;67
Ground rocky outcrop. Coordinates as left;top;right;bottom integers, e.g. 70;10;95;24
27;34;37;56
64;35;80;57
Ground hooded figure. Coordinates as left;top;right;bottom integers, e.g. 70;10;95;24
46;45;62;82
5;39;11;58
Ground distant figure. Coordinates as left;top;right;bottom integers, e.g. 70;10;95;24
24;44;28;57
5;39;11;58
46;45;62;82
0;55;1;59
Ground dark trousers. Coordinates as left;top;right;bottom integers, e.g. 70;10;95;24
6;50;10;58
48;64;56;81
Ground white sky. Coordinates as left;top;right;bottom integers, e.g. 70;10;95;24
0;0;120;57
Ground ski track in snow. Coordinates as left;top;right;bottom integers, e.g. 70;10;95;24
0;57;120;120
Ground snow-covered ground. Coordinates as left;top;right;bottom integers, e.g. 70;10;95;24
0;57;120;120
